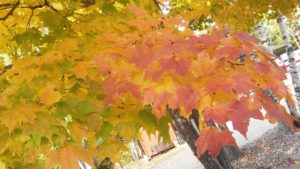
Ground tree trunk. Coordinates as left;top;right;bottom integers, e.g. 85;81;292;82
257;23;273;54
256;22;298;116
277;16;300;117
168;108;240;169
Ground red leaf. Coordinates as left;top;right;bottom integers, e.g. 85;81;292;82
203;104;233;126
160;55;191;76
254;91;295;127
234;32;258;43
229;97;263;137
144;88;171;119
253;62;270;74
171;86;199;114
195;127;236;158
196;29;222;48
103;77;141;104
207;77;235;93
231;73;254;94
213;47;244;60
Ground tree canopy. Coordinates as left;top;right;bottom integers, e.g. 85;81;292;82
0;0;300;169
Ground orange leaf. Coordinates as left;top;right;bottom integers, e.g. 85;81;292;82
45;144;93;169
38;83;61;106
0;104;39;132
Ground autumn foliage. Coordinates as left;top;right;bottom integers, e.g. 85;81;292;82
0;1;299;169
93;7;299;158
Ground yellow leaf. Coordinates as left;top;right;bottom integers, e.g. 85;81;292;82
97;137;127;162
0;161;7;169
72;61;94;80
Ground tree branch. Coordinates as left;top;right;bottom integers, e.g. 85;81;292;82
0;3;14;8
0;64;13;76
0;1;20;21
0;0;58;21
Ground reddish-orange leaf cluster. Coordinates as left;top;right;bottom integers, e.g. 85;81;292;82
92;9;298;158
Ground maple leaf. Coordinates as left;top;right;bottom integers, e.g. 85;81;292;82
197;34;220;48
213;47;244;60
234;32;258;43
231;73;254;94
229;97;263;137
68;123;96;144
170;85;199;115
254;91;296;128
22;113;61;140
0;2;298;167
72;61;94;80
207;77;235;93
160;55;192;76
190;51;217;78
86;113;103;132
38;83;61;106
253;62;270;74
45;144;93;169
0;104;40;132
143;88;171;119
195;127;236;158
203;104;233;126
207;73;254;94
96;137;127;162
102;77;141;104
130;44;156;68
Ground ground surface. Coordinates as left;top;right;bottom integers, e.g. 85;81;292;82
125;122;300;169
124;143;204;169
232;123;300;169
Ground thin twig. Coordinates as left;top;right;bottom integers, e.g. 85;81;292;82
44;0;58;12
227;60;245;66
26;9;34;31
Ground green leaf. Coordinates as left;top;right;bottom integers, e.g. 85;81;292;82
53;100;74;118
96;121;113;141
74;100;94;115
157;115;172;143
30;132;42;146
23;159;45;169
39;11;70;33
138;107;157;126
59;60;74;73
14;83;37;100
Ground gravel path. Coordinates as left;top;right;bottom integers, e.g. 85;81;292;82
232;122;300;169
